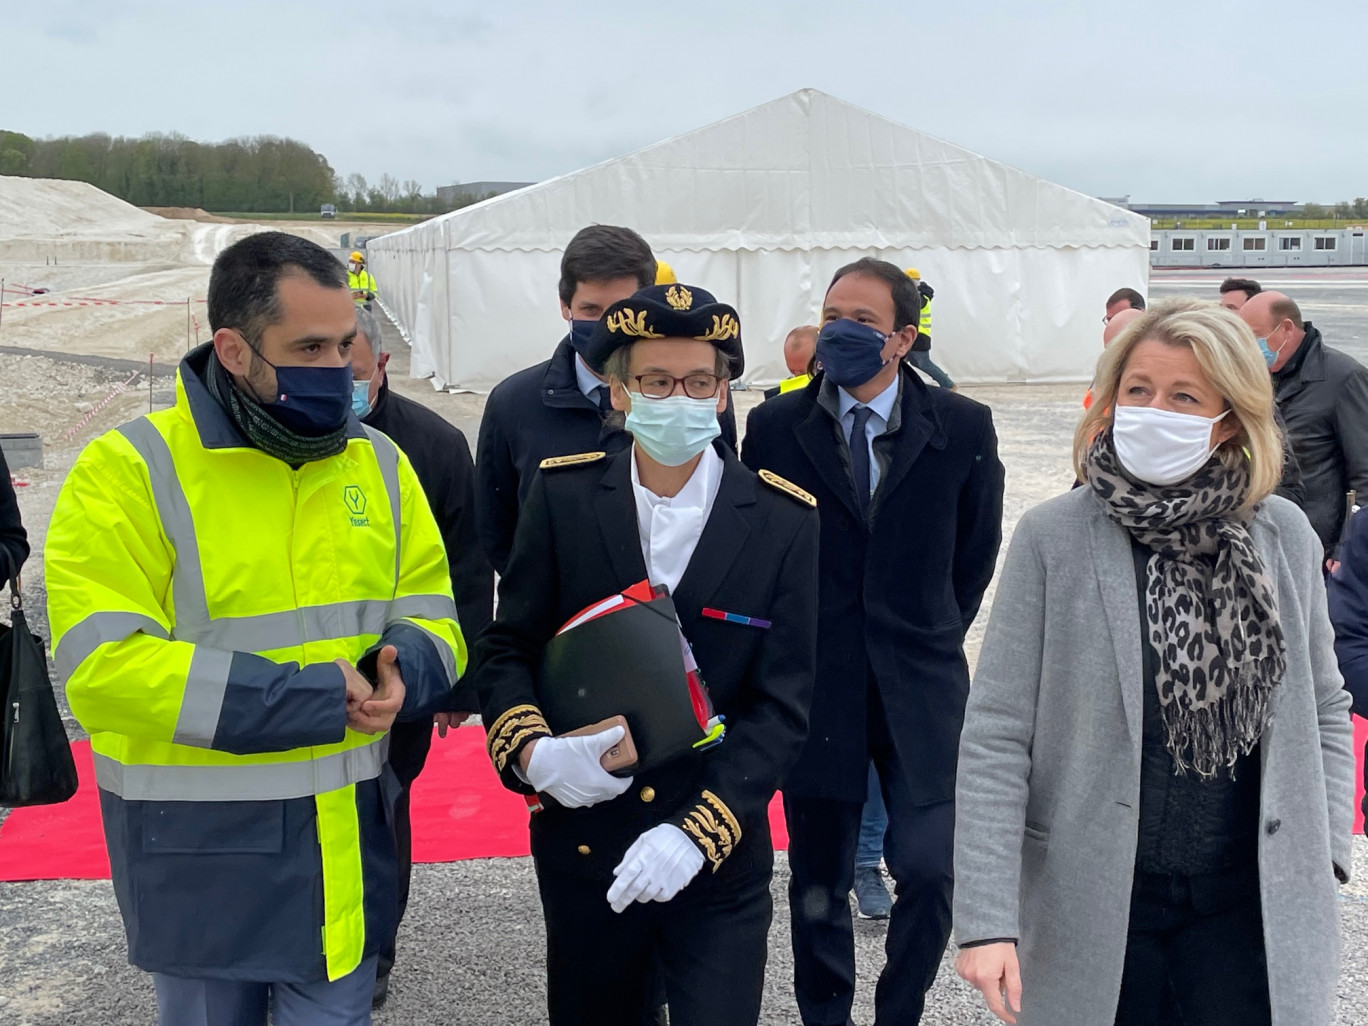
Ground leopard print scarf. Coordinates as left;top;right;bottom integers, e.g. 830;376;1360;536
1086;432;1285;778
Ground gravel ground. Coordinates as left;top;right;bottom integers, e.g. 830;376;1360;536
5;842;1368;1025
2;269;1368;1023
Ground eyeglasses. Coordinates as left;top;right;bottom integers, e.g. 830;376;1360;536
631;373;724;400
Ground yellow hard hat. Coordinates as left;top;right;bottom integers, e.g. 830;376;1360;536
904;267;921;279
655;260;677;284
349;251;365;263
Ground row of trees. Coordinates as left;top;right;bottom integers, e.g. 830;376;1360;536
333;172;485;215
1300;199;1368;220
0;130;479;216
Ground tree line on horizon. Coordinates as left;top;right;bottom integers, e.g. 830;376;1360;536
1299;200;1368;220
0;129;485;216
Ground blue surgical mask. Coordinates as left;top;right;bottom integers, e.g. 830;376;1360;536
815;319;893;388
1256;330;1283;369
351;379;372;418
568;318;597;359
248;350;354;436
625;394;721;467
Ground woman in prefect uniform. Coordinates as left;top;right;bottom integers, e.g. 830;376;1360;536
473;283;819;1026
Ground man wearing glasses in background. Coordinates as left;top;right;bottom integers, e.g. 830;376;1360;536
1103;287;1145;326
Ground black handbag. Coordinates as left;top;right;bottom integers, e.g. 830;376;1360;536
0;580;78;807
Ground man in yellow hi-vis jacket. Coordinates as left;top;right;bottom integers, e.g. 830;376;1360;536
348;250;378;309
45;232;465;1026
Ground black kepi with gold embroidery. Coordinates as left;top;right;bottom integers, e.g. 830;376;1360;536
468;275;819;1026
582;283;745;378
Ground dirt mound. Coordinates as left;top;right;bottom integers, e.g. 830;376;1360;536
0;176;166;238
141;207;234;224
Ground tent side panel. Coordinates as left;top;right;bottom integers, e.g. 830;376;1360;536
446;250;567;391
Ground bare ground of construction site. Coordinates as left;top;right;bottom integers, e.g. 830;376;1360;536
3;188;1368;1023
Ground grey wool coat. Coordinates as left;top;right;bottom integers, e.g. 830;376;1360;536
954;487;1355;1026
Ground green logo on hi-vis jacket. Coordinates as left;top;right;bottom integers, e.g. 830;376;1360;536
344;485;369;526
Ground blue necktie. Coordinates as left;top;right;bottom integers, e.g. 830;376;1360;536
849;405;874;515
595;385;613;414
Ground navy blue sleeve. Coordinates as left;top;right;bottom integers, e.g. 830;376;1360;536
212;656;347;755
1329;511;1368;716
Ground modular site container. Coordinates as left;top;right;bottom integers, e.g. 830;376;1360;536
1151;228;1368;267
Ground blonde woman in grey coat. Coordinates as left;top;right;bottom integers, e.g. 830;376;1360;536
953;299;1354;1026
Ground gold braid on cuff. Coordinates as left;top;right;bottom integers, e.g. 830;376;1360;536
486;704;551;773
680;790;743;872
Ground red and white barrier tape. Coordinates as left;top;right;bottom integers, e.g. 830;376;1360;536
59;370;142;443
0;298;207;308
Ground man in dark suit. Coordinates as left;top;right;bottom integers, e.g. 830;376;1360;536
474;226;738;573
472;283;818;1026
743;258;1005;1026
350;307;495;1007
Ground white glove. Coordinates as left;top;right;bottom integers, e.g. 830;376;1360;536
607;823;706;913
524;725;633;809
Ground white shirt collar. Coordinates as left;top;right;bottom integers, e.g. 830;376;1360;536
574;352;607;401
629;444;724;595
837;374;899;424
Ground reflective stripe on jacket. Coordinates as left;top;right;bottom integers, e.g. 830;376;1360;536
45;345;465;981
348;270;377;298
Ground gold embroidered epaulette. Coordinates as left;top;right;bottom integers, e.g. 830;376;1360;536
486;704;552;773
679;790;743;872
539;451;606;470
758;469;816;508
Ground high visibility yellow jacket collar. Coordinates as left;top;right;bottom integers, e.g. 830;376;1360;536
178;343;367;452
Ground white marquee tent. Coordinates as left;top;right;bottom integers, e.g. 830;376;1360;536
368;89;1150;390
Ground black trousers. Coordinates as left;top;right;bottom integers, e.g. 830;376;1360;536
376;718;433;979
785;690;955;1026
535;860;772;1026
1114;866;1270;1026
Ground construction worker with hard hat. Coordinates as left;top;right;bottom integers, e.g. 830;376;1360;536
348;250;378;309
903;267;956;391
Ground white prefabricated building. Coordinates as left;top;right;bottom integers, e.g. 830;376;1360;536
368;88;1151;390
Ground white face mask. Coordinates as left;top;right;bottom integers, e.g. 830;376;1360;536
624;393;721;467
1112;405;1229;486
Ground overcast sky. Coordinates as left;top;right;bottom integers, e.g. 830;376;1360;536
11;0;1367;203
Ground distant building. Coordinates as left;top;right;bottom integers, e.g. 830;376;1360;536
436;181;535;204
1106;198;1301;219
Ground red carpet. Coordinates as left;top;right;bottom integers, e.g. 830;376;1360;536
0;740;111;880
0;731;791;883
1358;716;1367;836
2;722;1362;884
